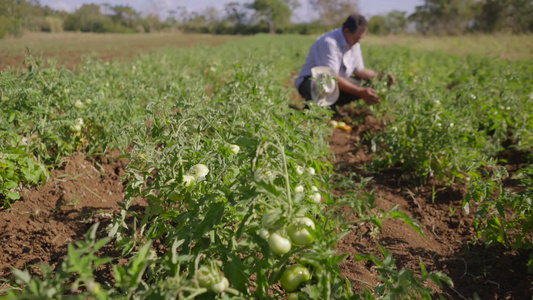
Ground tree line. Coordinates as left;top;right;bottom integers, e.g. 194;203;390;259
1;0;532;39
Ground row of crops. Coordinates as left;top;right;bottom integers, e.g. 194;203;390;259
1;34;532;298
367;46;533;257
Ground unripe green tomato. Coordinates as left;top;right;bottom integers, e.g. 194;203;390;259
70;124;82;133
259;228;270;240
295;217;315;228
280;264;311;292
210;277;229;294
309;192;321;204
268;232;291;255
229;144;240;154
196;267;214;288
286;293;300;300
182;175;195;186
328;120;338;128
74;100;84;109
295;166;304;175
307;167;316;175
287;217;315;246
188;164;209;180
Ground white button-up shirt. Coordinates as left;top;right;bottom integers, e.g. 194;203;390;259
295;28;365;89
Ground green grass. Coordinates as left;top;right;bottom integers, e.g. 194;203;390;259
2;32;532;72
364;33;533;60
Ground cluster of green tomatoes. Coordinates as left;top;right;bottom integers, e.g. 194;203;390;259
195;260;233;294
188;158;317;296
260;208;315;294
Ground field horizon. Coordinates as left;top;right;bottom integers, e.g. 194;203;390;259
1;32;532;72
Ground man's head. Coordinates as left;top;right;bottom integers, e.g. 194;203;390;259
342;14;368;46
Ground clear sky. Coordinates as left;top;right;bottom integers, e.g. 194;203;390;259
40;0;422;21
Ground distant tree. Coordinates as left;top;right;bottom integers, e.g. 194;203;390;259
474;0;533;33
164;9;179;29
100;3;113;15
248;0;299;33
202;7;221;24
310;0;359;27
63;4;142;33
43;16;63;32
142;13;163;32
369;11;407;35
111;5;139;28
63;4;107;32
182;11;208;32
409;0;478;34
225;2;249;26
201;6;223;33
0;16;11;38
368;15;387;35
0;0;41;37
386;10;408;33
173;6;188;28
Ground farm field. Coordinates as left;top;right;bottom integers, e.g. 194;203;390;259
1;33;532;299
363;34;533;61
0;32;241;71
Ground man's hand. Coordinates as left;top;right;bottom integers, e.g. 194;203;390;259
387;73;397;87
376;72;397;87
337;75;381;105
360;87;380;105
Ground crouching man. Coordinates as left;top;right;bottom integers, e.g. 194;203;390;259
295;14;396;114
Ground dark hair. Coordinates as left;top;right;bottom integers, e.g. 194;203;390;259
342;14;368;33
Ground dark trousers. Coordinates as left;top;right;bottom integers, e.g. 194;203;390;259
298;76;362;107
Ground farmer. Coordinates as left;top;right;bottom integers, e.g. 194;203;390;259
295;14;395;115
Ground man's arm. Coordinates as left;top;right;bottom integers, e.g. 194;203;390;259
353;68;380;80
337;75;380;105
353;68;397;86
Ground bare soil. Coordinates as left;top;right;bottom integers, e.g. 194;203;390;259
0;151;143;279
0;32;241;71
331;105;532;299
1;107;531;299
